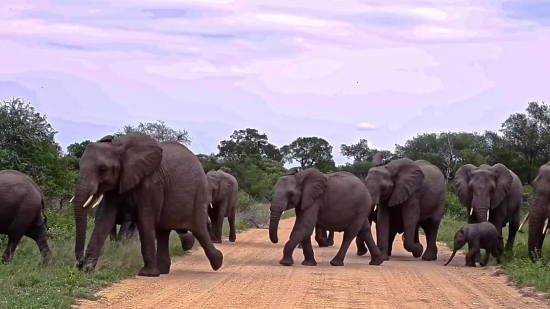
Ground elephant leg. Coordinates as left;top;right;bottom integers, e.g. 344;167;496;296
300;235;317;266
83;203;118;272
188;214;224;271
212;200;227;243
327;230;335;246
376;204;391;261
480;248;490;267
387;229;397;257
156;229;171;274
401;200;423;258
356;234;368;256
360;221;384;265
118;220;132;241
227;207;237;242
177;230;196;251
25;223;52;266
421;219;440;261
314;227;328;247
127;221;138;240
281;207;318;266
331;218;369;266
506;214;520;252
2;230;24;264
109;224;118;242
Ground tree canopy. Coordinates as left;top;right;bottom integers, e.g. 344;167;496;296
3;97;549;210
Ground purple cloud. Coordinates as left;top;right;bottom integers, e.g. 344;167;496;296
0;0;548;166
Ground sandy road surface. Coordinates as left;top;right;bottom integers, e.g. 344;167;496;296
78;218;550;309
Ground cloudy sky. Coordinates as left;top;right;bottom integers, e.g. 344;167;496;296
0;0;548;165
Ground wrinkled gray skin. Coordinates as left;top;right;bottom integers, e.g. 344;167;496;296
269;168;383;267
0;170;52;265
527;163;550;261
206;170;238;243
454;163;522;263
297;228;335;249
365;154;447;261
444;222;504;267
73;133;223;277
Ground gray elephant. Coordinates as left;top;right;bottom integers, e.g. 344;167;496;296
72;133;223;277
206;170;238;243
269;168;383;267
0;170;51;264
297;227;335;249
454;163;522;253
365;154;447;261
527;162;550;261
444;222;504;267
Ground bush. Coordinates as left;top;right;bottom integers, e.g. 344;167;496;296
445;192;467;221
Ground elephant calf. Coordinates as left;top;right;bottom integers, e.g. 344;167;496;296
206;170;238;243
0;170;51;264
444;222;504;267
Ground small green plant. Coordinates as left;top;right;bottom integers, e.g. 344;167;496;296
64;266;80;296
444;192;467;220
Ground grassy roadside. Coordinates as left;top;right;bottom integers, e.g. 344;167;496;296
436;206;550;294
0;202;276;309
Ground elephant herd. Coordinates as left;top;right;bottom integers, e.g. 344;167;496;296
0;132;549;278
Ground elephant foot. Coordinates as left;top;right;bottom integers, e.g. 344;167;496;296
229;234;236;242
211;238;222;244
179;233;196;251
327;240;334;247
380;253;390;261
421;250;437;261
356;246;368;256
279;257;294;266
410;245;424;258
138;266;161;277
369;256;384;266
207;249;224;271
329;258;344;266
302;259;317;266
318;243;328;248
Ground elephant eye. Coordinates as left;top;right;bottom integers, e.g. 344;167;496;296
98;166;107;174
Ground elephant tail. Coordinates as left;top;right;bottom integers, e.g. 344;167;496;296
444;249;458;266
39;189;49;231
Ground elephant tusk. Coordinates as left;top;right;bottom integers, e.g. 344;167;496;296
210;203;213;209
69;196;75;203
486;211;489;221
92;194;104;208
82;195;94;208
470;208;473;216
543;219;549;235
518;212;529;231
373;204;377;212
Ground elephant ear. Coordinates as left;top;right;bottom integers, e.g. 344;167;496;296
98;135;114;143
116;133;163;193
372;152;384;166
388;159;424;207
295;168;327;210
285;167;302;175
490;163;513;209
453;164;475;208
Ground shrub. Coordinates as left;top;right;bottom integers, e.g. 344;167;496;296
445;192;467;221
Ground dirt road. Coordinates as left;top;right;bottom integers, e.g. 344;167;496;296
78;218;549;309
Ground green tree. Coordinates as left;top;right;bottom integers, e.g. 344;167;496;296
114;120;192;146
340;139;372;162
66;140;92;158
281;137;335;173
217;128;283;162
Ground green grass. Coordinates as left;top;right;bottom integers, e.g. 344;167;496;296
436;214;550;294
0;203;274;309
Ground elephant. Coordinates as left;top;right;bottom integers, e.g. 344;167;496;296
444;222;504;267
454;163;522;255
72;133;223;277
527;162;550;261
297;227;335;249
364;153;447;261
0;170;51;264
206;170;238;243
269;168;383;267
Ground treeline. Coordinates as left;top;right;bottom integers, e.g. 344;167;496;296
1;97;548;207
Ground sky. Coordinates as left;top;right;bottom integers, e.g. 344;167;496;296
0;0;549;166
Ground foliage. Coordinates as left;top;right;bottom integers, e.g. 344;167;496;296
281;136;335;173
113;120;192;146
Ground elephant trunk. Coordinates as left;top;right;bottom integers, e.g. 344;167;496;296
444;249;458;266
528;192;549;261
472;193;490;223
269;210;282;244
73;173;97;264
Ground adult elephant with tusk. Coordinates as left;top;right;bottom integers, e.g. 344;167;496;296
527;163;550;261
454;163;522;255
269;168;383;267
364;153;447;261
72;133;223;277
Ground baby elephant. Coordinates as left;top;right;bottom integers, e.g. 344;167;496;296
444;222;504;267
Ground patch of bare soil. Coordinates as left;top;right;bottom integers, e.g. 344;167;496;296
77;218;550;309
